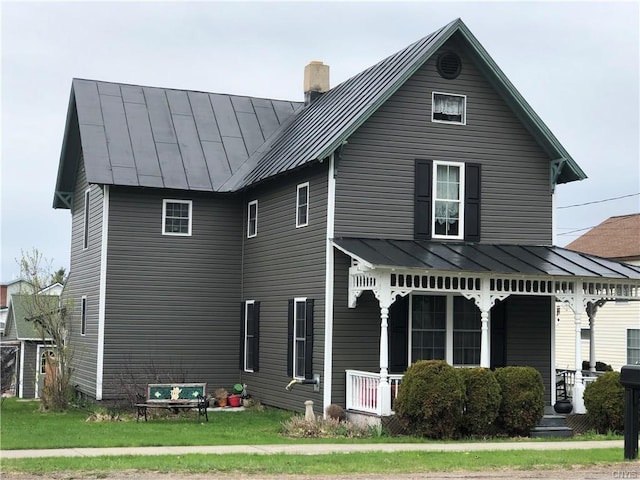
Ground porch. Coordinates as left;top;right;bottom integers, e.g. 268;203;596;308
332;238;640;417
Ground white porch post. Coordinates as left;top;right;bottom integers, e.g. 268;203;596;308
573;309;586;414
587;303;597;373
479;278;491;368
378;302;392;416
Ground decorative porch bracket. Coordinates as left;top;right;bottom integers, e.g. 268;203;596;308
348;260;640;415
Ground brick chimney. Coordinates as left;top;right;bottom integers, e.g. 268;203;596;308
304;61;329;105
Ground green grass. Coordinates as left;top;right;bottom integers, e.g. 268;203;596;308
1;449;627;475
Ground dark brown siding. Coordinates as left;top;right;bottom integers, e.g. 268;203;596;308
101;188;242;399
504;296;552;404
331;250;381;406
240;165;328;415
335;38;553;244
65;158;103;398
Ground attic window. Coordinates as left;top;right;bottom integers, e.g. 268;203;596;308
432;92;466;125
437;52;462;79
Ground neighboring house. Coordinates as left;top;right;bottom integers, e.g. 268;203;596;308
1;294;61;398
556;213;640;372
52;18;640;417
0;279;30;334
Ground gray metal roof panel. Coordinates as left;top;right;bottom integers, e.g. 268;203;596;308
123;102;162;177
333;238;640;280
188;91;222;142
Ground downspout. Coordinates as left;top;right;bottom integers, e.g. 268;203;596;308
19;340;25;398
323;153;337;416
96;185;109;400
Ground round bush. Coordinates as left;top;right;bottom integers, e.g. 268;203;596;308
583;371;624;434
458;367;501;436
394;360;464;439
494;366;544;437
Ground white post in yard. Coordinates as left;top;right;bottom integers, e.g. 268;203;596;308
588;303;597;373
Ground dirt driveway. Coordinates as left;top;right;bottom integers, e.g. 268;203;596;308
3;464;640;480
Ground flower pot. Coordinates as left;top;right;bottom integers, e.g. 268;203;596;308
228;394;241;408
554;399;573;414
217;397;228;408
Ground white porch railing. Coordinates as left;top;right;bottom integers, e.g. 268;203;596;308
345;370;403;415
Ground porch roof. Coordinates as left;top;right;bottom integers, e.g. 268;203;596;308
333;238;640;280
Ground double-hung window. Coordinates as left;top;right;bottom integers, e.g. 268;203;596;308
628;329;640;365
432;92;466;124
247;200;258;238
296;183;309;228
81;296;87;336
288;298;314;379
242;300;260;372
163;200;192;236
83;189;90;249
410;294;481;367
433;161;464;239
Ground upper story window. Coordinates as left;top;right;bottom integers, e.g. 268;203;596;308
296;183;309;228
83;189;90;249
432;161;465;239
247;200;258;238
432;92;466;125
162;199;192;236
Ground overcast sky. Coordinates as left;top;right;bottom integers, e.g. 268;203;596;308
1;1;638;281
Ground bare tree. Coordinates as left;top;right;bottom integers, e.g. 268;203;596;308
18;248;73;411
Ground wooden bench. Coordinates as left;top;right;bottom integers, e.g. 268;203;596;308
135;383;208;422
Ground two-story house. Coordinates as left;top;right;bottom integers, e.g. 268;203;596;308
53;19;640;417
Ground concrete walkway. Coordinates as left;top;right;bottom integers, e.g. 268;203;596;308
0;440;624;459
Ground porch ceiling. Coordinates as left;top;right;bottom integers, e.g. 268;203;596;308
333;238;640;280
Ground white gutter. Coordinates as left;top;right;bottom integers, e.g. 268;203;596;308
323;153;336;416
96;185;109;400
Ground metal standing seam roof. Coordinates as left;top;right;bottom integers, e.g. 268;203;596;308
53;80;303;207
333;238;640;280
54;18;586;207
223;18;586;191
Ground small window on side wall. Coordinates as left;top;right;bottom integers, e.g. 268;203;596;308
296;183;309;228
247;200;258;238
81;296;87;335
163;200;192;236
432;92;466;125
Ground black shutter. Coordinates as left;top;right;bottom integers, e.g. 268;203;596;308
304;299;314;379
253;301;260;372
464;163;481;242
287;299;294;377
415;159;432;239
239;302;246;370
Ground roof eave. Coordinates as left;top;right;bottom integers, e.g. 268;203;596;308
53;85;80;210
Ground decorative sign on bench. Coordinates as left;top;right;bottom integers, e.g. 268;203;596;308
135;383;208;422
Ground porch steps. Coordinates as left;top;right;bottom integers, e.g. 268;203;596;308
530;414;573;438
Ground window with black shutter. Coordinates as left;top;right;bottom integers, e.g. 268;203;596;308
287;298;314;379
241;300;260;372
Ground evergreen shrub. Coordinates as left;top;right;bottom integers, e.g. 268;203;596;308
458;367;501;436
583;371;625;434
494;366;544;436
394;360;464;439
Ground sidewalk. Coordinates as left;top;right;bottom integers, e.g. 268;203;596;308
0;440;624;459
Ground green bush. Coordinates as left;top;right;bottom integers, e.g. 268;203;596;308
494;366;544;436
458;367;501;436
583;371;625;434
394;360;464;439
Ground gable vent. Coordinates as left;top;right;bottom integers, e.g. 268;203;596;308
437;52;461;80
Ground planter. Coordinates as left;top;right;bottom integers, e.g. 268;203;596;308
228;394;242;408
554;399;573;414
217;397;228;408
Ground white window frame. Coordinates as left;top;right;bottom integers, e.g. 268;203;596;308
162;199;192;236
247;200;258;238
431;92;467;125
296;182;309;228
408;294;481;367
83;189;90;249
293;297;307;380
81;296;87;336
244;300;255;372
628;328;640;365
432;161;465;240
